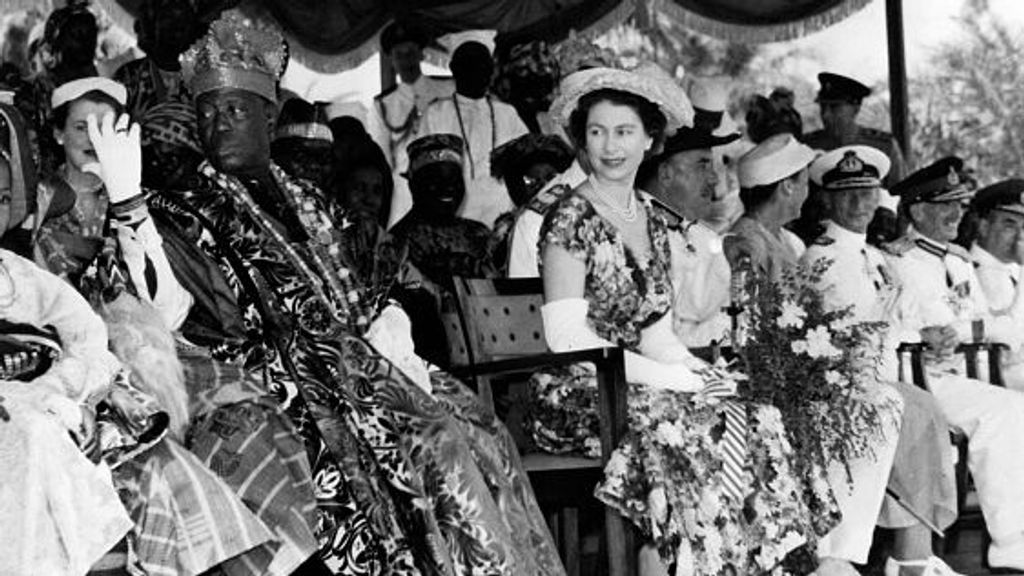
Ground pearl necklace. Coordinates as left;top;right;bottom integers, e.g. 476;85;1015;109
588;175;638;222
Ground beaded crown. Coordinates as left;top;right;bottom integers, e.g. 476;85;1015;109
180;9;286;103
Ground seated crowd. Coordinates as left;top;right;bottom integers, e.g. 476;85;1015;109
2;3;1024;576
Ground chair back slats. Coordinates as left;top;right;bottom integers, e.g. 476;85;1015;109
450;276;637;576
897;341;1008;390
468;294;548;359
452;277;548;364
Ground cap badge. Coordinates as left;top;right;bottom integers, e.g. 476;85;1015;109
838;151;863;174
947;166;960;186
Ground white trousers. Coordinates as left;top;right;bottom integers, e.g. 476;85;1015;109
817;385;903;564
929;372;1024;564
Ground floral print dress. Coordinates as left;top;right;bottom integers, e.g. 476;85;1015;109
533;189;838;575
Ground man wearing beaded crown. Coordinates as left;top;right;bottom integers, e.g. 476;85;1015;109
170;10;566;576
883;157;1024;572
800;146;965;576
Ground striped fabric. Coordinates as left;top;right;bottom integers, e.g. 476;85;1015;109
720;401;749;503
116;440;279;576
179;345;321;576
188;402;320;576
177;346;266;421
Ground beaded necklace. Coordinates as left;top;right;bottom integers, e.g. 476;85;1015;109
588;175;638;222
452;94;496;180
200;163;367;328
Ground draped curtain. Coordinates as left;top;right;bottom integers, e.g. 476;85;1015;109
80;0;874;72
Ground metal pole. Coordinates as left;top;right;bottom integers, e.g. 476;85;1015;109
886;0;911;162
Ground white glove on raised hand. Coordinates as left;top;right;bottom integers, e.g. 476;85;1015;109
84;112;142;204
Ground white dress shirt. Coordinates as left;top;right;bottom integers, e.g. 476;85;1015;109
669;219;731;347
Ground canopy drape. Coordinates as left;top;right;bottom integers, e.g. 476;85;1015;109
79;0;873;72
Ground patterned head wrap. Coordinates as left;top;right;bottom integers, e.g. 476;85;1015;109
141;101;202;154
494;40;559;105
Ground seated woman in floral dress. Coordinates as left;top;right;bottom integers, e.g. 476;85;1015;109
533;65;904;575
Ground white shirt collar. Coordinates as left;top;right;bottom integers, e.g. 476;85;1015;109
454;93;487;106
907;226;950;256
971;242;1021;273
823;220;866;249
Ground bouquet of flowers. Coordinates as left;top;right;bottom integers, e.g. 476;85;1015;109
733;258;893;481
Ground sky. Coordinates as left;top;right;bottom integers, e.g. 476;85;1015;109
279;0;1024;112
771;0;1024;82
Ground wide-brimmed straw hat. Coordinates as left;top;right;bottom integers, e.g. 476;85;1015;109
548;65;694;135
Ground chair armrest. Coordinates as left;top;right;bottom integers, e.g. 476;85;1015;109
451;347;624;378
453;346;630;461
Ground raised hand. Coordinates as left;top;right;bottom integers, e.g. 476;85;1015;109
84;112;142;204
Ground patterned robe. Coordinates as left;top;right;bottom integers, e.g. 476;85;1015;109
150;162;564;576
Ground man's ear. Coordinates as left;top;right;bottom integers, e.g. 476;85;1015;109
657;162;673;188
976;215;991;242
908;202;925;225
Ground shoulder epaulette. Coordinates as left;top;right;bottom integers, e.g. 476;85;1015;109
527;184;572;214
881;236;915;256
947;243;972;261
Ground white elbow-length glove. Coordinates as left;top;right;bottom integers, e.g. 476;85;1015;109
541;298;703;392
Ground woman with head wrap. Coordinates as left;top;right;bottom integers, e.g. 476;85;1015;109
493;39;560;134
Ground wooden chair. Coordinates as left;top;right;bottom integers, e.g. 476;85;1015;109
896;340;1008;554
445;276;636;576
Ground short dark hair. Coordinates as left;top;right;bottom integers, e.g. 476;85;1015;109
51;89;126;130
567;88;667;152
